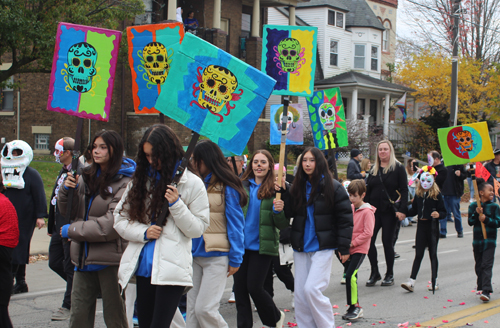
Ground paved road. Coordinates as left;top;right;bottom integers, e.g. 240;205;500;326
11;214;500;327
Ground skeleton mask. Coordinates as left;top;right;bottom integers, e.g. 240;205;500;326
67;42;97;93
279;111;294;133
143;42;169;84
278;38;301;73
456;131;473;152
419;171;435;190
1;140;33;189
319;103;335;131
54;138;65;164
198;65;238;114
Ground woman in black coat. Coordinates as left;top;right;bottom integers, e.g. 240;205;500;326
364;140;408;287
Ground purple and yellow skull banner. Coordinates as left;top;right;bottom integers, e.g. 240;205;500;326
127;22;185;114
47;23;121;121
261;25;317;97
155;33;276;155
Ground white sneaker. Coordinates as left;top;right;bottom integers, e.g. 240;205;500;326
401;278;415;292
340;273;346;284
428;284;439;291
275;310;285;327
291;291;294;309
228;292;235;303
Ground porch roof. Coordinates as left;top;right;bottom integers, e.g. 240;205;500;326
316;71;415;96
243;0;310;7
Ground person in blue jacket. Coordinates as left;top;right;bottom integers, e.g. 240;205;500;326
187;140;247;328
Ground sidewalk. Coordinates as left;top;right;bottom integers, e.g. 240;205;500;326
30;228;51;255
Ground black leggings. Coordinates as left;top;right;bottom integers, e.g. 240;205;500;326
368;211;398;276
410;220;439;280
264;256;295;297
233;250;280;328
135;276;184;328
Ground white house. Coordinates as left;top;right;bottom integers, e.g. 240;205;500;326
267;0;414;138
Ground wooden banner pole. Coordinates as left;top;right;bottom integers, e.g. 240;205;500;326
276;96;289;201
64;117;84;224
471;163;487;239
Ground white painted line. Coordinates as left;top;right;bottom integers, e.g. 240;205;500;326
438;249;459;254
375;231;472;247
11;287;66;300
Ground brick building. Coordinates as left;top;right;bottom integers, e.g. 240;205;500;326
0;0;306;156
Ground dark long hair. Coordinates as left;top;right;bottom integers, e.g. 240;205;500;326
240;149;276;200
291;147;336;211
192;140;247;207
82;130;124;199
124;124;194;225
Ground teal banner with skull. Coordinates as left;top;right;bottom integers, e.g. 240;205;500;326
306;88;347;150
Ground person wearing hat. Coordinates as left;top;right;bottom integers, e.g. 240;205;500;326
484;149;500;195
347;149;365;180
47;137;83;321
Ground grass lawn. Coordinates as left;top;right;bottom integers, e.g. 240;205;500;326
30;160;61;210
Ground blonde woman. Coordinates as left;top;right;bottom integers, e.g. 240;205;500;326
364;140;408;287
360;158;371;180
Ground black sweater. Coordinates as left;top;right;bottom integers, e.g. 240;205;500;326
365;162;408;215
407;192;447;221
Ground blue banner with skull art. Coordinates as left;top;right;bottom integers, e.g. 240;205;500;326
306;88;348;150
127;22;185;114
47;23;121;121
155;33;276;155
269;103;303;145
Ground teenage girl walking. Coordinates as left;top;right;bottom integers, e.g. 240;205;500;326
468;178;500;302
283;147;353;328
114;125;210;327
233;150;289;328
401;166;446;292
187;140;247;328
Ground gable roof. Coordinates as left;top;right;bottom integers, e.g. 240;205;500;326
344;0;385;30
296;0;349;12
316;71;414;92
274;7;310;26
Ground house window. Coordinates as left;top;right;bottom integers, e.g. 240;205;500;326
371;46;378;71
330;40;338;66
1;76;14;112
328;10;335;26
354;45;365;69
35;134;50;150
383;21;391;51
336;12;344;28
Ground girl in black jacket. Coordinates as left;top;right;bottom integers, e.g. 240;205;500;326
401;166;446;292
283;147;353;328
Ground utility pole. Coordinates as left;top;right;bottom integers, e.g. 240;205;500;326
449;0;461;127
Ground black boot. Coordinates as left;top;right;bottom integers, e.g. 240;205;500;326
381;274;394;286
13;281;28;294
366;271;382;286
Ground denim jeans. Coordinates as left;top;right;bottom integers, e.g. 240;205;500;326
440;195;463;235
467;177;475;200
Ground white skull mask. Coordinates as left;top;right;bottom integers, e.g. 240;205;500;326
1;140;33;189
54;138;65;164
419;172;435;190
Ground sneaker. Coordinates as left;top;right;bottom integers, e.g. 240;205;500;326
480;292;490;302
133;316;139;327
394;252;401;259
51;307;70;321
228;292;235;303
12;282;28;294
343;306;364;320
458;232;464;238
428;285;439;291
340;273;346;284
401;278;415;292
440;234;447;239
291;291;294;309
276;310;285;327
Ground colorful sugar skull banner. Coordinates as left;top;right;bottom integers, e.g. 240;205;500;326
47;22;121;121
155;33;276;155
270;104;303;145
306;88;347;150
127;22;185;114
262;25;317;97
438;122;494;166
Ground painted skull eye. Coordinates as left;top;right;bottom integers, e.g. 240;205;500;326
72;57;80;66
157;55;164;62
207;79;216;88
327;109;333;116
219;85;227;94
146;56;154;62
290;50;297;56
282;50;289;56
320;111;326;118
83;59;92;68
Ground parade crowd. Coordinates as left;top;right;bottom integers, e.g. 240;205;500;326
1;127;500;328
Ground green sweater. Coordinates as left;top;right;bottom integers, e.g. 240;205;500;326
242;181;290;256
468;201;500;251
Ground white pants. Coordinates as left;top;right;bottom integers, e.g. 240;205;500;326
186;256;229;328
125;282;186;328
294;249;335;328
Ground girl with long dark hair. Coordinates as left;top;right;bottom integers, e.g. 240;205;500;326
283;147;353;328
58;130;136;328
234;150;289;328
186;140;247;328
114;124;209;328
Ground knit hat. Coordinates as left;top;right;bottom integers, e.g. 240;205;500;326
350;149;362;158
494;149;500;155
